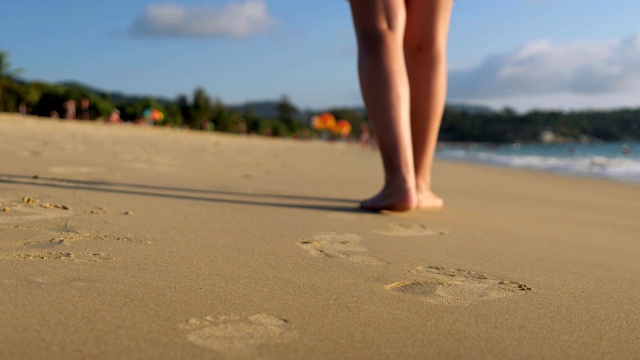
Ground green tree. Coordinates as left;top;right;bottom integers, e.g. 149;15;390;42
186;87;213;129
242;106;267;134
90;95;115;119
211;99;241;132
15;83;41;109
30;83;66;117
0;50;24;112
176;94;190;126
163;103;184;127
277;95;299;133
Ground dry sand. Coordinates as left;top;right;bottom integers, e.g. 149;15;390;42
1;113;639;359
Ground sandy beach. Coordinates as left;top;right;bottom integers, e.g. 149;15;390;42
1;113;639;359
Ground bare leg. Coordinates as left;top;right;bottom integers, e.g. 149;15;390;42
404;0;453;209
350;0;416;211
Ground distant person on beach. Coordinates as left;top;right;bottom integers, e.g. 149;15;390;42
80;97;90;120
18;102;27;115
63;99;77;120
349;0;453;211
358;122;376;149
108;109;122;124
621;145;631;156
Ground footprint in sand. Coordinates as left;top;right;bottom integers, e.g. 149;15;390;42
0;226;144;262
297;233;387;266
37;230;144;245
178;313;296;357
0;275;99;287
0;227;113;262
0;197;73;224
385;266;531;305
0;251;112;262
375;223;448;236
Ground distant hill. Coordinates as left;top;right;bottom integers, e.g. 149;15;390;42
446;103;494;114
57;81;109;96
227;100;282;119
57;81;173;105
228;101;365;123
55;81;495;120
229;100;494;123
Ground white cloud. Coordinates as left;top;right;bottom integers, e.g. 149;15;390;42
130;0;275;38
448;33;640;99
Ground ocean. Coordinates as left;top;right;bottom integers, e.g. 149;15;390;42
436;141;640;185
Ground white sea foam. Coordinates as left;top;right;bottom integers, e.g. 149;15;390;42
437;143;640;184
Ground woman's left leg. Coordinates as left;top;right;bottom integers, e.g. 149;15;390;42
404;0;454;208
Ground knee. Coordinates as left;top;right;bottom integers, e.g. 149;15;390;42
404;33;447;55
404;36;447;61
356;24;404;55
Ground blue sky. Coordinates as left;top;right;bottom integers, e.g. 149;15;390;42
1;0;640;112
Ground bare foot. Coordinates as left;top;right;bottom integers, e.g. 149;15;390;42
360;186;417;212
416;189;444;209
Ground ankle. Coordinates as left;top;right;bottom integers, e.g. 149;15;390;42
385;172;416;193
415;176;433;193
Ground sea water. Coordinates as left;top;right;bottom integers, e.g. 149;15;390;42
436;142;640;184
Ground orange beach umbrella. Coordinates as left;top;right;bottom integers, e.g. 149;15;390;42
143;108;164;122
332;119;352;137
311;113;336;131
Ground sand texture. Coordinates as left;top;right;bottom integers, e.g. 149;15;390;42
1;114;639;359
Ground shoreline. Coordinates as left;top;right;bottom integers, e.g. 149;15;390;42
437;156;640;186
437;141;640;185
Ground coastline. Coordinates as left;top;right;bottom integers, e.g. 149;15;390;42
437;141;640;185
1;114;639;359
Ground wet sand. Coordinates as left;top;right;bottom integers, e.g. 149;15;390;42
1;113;639;359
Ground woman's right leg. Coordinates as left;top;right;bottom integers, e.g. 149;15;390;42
349;0;416;211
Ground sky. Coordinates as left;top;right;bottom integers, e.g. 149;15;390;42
1;0;640;112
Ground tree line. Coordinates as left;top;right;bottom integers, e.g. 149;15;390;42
441;107;640;143
2;50;640;143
